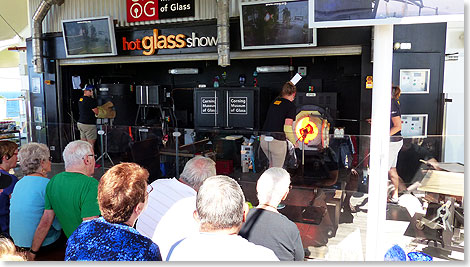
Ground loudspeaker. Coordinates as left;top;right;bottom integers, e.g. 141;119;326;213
136;85;169;105
131;138;160;183
96;84;137;126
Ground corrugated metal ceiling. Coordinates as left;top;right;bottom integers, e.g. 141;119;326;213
28;0;246;33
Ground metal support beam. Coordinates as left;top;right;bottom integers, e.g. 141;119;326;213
58;45;362;66
365;24;394;261
216;0;230;67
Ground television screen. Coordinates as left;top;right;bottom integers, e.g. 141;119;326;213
313;0;376;22
62;16;117;58
309;0;464;28
240;0;316;50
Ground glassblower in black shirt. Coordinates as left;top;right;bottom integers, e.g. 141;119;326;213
77;85;98;146
260;81;297;168
388;85;403;202
366;85;403;202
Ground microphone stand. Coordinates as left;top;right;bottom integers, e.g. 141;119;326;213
96;119;115;169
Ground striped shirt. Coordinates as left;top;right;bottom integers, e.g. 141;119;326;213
136;178;195;239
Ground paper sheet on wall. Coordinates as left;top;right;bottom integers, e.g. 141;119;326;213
290;73;302;85
72;76;82;89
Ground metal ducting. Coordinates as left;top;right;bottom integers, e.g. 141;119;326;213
217;0;230;67
32;0;64;73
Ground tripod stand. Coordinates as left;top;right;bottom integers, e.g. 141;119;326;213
96;120;114;167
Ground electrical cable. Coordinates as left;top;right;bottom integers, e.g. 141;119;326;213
0;13;24;40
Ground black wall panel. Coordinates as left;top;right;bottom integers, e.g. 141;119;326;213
59;55;363;134
393;23;447;53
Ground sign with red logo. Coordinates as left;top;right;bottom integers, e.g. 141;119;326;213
127;0;195;23
127;0;159;22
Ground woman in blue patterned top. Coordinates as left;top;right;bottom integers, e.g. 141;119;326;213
65;163;161;261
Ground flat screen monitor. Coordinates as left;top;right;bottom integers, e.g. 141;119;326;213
309;0;464;28
62;16;117;58
240;0;316;50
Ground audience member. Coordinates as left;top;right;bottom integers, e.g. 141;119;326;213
151;196;201;260
239;168;304;261
329;136;359;213
0;173;13;235
167;175;279;261
65;163;161;261
0;237;25;261
136;156;216;248
10;143;64;254
396;138;441;192
0;174;11;199
27;140;100;260
0;141;18;240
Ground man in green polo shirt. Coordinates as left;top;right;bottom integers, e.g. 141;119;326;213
27;140;100;260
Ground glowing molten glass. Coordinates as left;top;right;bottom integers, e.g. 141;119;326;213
295;117;319;144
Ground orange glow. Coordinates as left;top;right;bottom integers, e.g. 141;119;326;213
295;117;319;144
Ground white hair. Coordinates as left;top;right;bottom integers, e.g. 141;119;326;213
18;142;50;175
180;156;216;191
196;175;245;231
63;140;93;169
256;167;291;206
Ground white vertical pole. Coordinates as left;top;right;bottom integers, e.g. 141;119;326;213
365;24;394;261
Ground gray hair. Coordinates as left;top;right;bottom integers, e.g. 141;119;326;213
63;140;93;169
18;142;50;176
196;175;245;231
180;156;216;191
256;167;291;206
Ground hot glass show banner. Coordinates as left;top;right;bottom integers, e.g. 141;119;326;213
309;0;464;28
127;0;195;22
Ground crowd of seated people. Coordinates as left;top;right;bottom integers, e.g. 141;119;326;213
26;140;100;260
0;139;308;262
136;155;216;260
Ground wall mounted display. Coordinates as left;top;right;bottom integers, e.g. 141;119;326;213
33;106;43;123
62;16;118;58
399;69;430;94
309;0;464;28
31;77;41;94
240;0;317;50
401;114;428;138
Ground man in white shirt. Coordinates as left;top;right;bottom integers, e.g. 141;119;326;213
167;175;279;261
152;196;198;260
136;156;216;243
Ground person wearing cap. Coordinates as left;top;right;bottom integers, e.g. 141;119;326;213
0;140;19;240
77;85;98;147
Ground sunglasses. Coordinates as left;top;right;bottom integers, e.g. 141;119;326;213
147;184;153;195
